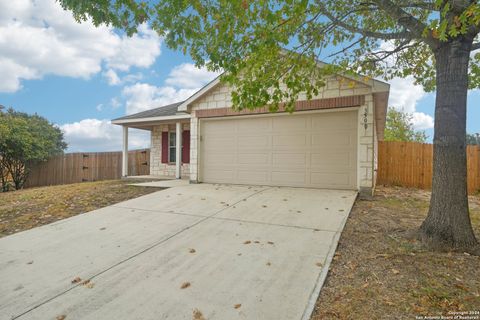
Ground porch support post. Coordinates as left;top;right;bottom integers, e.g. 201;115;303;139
122;126;128;177
175;122;182;179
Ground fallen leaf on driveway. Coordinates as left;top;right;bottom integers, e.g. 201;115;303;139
243;240;251;244
267;241;274;245
84;282;95;289
266;262;271;266
316;262;323;267
189;248;196;253
56;315;66;320
254;240;260;244
234;304;242;309
27;261;34;265
192;309;205;320
99;227;106;230
262;205;267;208
71;277;82;284
181;282;191;289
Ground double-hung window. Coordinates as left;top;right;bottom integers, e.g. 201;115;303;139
169;132;176;163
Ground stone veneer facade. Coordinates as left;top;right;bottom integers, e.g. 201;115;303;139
186;75;379;195
150;122;190;177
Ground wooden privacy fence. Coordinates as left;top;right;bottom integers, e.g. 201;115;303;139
377;141;480;194
24;149;150;188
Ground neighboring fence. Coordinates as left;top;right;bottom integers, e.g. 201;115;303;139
24;149;150;188
377;141;480;194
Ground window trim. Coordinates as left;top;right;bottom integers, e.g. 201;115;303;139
168;131;176;164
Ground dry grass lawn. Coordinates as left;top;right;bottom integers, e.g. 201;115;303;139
312;186;480;319
0;179;159;238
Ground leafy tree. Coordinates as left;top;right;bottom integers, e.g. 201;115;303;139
59;0;480;252
466;133;480;145
0;108;67;190
384;108;427;142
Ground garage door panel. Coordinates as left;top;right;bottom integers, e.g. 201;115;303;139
272;134;308;148
271;171;307;185
203;153;236;165
203;137;236;151
311;133;354;147
202;169;235;182
311;152;353;167
310;172;352;187
201;111;357;189
202;121;234;134
272;116;308;132
272;153;306;166
311;115;356;130
238;135;269;148
237;170;269;184
237;118;271;132
237;153;269;165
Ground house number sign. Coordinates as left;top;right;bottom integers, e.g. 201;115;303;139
363;107;368;130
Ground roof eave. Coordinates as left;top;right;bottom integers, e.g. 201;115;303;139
111;113;191;125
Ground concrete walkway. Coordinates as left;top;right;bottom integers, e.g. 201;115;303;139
128;179;190;188
0;184;357;320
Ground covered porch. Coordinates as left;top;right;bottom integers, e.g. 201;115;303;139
111;102;191;180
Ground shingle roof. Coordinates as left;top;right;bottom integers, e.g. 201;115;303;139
112;101;184;121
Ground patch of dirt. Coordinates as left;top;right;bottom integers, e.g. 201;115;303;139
0;179;159;237
311;186;480;320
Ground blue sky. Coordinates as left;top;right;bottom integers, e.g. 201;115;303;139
0;0;478;152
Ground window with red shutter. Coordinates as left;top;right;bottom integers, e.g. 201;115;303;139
161;132;168;163
182;130;190;164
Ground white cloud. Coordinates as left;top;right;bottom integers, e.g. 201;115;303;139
60;119;150;152
110;97;121;109
0;0;161;92
118;63;220;115
103;69;121;86
388;76;434;129
412;112;434;130
103;69;143;86
388;77;426;113
166;63;220;88
96;104;104;111
122;83;197;114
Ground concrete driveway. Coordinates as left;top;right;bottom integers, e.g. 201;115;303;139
0;184;356;320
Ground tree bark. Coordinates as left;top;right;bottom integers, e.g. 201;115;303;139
419;38;479;252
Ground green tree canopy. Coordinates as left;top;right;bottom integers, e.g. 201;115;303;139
59;0;480;252
0;108;67;190
384;108;428;143
466;133;480;145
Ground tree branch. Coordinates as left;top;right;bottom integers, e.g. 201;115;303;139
370;0;439;48
318;3;413;40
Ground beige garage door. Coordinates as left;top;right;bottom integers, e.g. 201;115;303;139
200;110;358;189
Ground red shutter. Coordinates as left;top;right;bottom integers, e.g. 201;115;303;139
161;132;169;163
182;130;190;164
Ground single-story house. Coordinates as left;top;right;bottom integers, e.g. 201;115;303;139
112;71;389;196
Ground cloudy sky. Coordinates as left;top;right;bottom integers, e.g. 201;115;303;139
1;0;479;152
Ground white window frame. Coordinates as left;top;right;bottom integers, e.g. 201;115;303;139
168;131;176;163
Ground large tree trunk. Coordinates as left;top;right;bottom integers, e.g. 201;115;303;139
419;38;478;252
